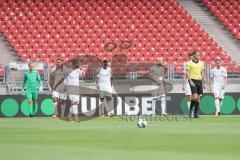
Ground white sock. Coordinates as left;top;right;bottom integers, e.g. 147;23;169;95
53;102;58;115
187;101;191;110
151;99;156;115
99;102;104;115
69;106;73;114
215;99;220;112
72;104;78;115
220;100;223;112
161;97;166;114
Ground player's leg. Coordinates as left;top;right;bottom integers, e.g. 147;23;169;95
60;100;66;118
51;91;58;118
59;93;67;118
26;90;34;116
151;88;161;116
215;98;220;115
160;95;167;115
185;82;193;117
72;99;79;122
98;90;106;116
151;97;157;116
213;86;220;116
189;80;198;117
218;87;225;116
28;99;33;117
68;95;79;122
105;95;114;116
32;91;38;116
193;81;203;118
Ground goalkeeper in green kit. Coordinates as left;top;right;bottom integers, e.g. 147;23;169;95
22;62;42;117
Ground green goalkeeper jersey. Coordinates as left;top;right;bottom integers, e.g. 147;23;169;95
22;71;42;91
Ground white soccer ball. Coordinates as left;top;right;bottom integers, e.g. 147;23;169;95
137;118;148;128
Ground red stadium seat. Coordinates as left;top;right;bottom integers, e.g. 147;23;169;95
0;0;238;74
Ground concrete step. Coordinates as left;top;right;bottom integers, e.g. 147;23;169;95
177;0;240;65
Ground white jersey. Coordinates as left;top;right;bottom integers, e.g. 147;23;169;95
65;68;82;86
96;67;112;91
210;66;227;86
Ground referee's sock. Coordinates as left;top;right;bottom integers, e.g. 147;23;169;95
194;101;199;117
189;100;195;115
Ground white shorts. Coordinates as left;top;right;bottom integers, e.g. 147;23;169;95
213;85;225;99
69;95;80;104
98;86;112;99
185;82;192;96
52;91;67;100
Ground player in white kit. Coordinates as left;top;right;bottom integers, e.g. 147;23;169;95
96;60;113;117
210;57;227;116
54;59;83;121
183;53;193;116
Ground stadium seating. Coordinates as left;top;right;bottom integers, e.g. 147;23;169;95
0;0;239;74
0;65;4;80
202;0;240;40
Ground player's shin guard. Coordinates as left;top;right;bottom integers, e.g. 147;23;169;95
215;99;220;113
161;97;166;115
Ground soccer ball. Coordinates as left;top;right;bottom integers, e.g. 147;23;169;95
137;118;148;128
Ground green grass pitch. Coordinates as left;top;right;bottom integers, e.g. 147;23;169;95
0;116;239;160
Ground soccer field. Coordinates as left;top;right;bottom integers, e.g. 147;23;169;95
0;116;239;160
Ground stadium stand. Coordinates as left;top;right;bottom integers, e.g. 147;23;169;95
0;64;4;82
0;0;239;75
202;0;240;40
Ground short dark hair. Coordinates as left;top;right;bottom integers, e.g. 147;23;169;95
72;59;79;65
56;57;63;62
102;60;108;64
192;50;197;56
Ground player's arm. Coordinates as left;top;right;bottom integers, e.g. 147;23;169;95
209;70;213;92
110;68;113;87
223;69;227;89
22;72;27;89
186;69;195;87
201;63;205;88
148;71;161;85
209;77;213;92
54;69;71;89
223;76;227;89
49;71;55;91
162;63;168;75
36;72;43;91
182;72;187;91
54;77;65;90
95;68;100;89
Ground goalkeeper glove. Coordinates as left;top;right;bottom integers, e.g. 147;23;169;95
39;85;43;92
